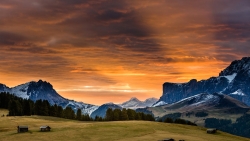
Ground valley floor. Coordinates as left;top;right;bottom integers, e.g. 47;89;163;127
0;109;249;141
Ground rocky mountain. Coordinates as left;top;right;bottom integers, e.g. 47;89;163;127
120;97;158;109
145;92;250;135
159;57;250;106
90;103;122;118
0;80;98;115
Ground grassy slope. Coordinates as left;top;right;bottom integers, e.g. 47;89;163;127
0;109;249;141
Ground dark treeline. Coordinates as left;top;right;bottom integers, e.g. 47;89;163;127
104;108;155;121
205;115;250;138
157;112;196;126
0;92;92;120
195;111;208;117
0;92;154;122
1;92;34;116
158;117;197;126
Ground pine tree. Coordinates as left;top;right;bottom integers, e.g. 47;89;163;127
121;108;128;120
23;100;31;116
105;108;113;121
127;109;136;120
113;109;121;121
76;109;82;120
57;106;63;117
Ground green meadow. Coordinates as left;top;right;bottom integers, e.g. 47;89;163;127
0;109;249;141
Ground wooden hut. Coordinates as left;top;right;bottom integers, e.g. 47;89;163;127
40;125;51;132
17;126;28;133
207;128;217;134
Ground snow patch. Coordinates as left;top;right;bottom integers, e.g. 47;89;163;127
221;73;237;83
230;89;246;96
152;101;167;107
10;82;30;99
174;93;220;107
82;106;99;115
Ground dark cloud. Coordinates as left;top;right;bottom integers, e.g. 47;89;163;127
0;31;27;45
3;47;59;54
97;10;126;21
209;0;250;61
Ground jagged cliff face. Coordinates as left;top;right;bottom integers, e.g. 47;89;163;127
159;57;250;106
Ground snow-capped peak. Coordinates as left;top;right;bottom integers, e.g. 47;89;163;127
219;57;250;76
144;97;158;102
129;97;140;102
120;97;158;109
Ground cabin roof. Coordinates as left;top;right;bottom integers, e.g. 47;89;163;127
40;125;50;128
207;128;216;131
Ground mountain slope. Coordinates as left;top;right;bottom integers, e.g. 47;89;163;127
159;57;250;106
0;80;98;115
160;93;249;113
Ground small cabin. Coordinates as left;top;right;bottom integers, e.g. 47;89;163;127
40;125;51;132
207;128;217;134
17;126;28;133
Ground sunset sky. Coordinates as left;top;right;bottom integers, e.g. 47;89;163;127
1;0;250;105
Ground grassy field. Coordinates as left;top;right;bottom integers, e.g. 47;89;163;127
0;109;249;141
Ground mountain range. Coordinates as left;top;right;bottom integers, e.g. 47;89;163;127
0;80;158;116
158;57;250;106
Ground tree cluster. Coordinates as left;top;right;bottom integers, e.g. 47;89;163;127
205;115;250;138
163;117;196;126
195;111;208;117
105;108;155;121
0;92;34;116
161;112;181;121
